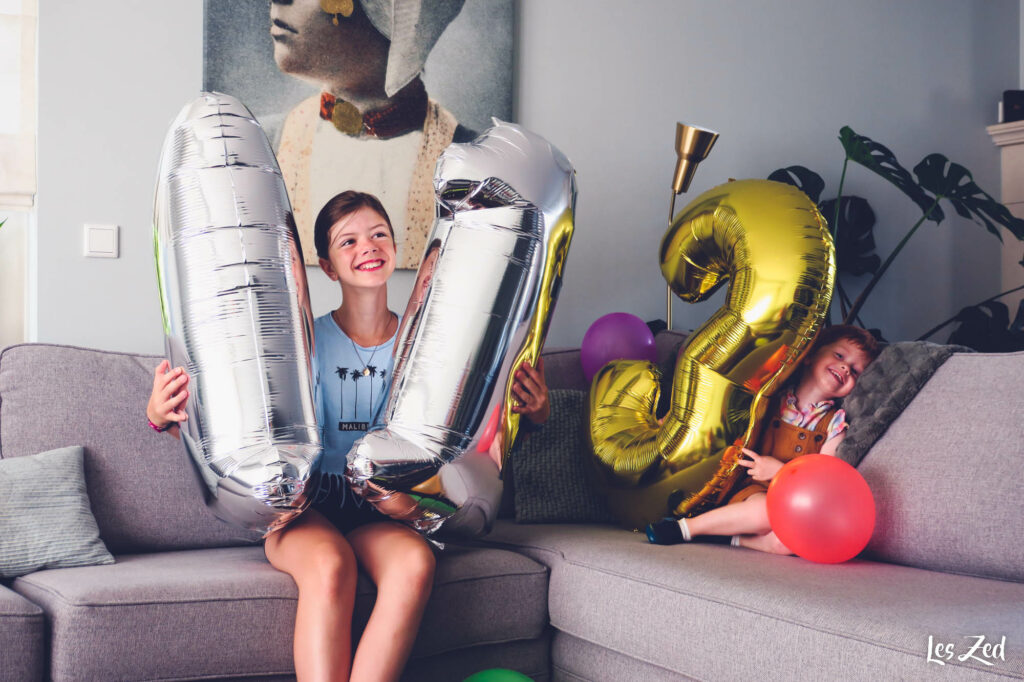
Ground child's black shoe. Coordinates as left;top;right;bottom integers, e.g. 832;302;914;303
646;517;735;546
646;517;684;544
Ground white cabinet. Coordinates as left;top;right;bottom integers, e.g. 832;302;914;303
986;120;1024;293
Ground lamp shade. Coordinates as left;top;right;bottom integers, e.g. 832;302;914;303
672;122;719;194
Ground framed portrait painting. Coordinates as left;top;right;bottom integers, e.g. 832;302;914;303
204;0;515;268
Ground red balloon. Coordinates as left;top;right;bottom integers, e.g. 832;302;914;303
766;455;875;564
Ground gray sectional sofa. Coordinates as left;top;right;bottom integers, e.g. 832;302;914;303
1;335;1022;681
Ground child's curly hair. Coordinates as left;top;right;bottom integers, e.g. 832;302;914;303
808;324;881;362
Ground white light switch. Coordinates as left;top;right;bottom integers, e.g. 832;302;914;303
84;224;119;258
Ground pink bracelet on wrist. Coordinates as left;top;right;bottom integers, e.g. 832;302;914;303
148;418;173;433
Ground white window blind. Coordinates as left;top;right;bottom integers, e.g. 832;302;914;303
0;0;36;209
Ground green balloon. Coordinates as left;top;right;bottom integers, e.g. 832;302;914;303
463;669;533;682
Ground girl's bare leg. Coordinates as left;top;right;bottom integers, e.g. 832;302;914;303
736;530;792;555
686;493;793;555
486;431;504;470
685;492;772;537
264;509;357;682
347;521;436;682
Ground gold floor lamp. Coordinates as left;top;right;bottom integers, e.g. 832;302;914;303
666;122;719;329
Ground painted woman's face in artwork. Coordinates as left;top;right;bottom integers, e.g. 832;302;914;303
270;0;388;89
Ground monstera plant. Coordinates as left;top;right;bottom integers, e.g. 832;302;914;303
770;126;1024;351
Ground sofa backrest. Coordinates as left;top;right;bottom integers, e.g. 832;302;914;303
858;350;1023;582
0;344;258;554
544;330;687;391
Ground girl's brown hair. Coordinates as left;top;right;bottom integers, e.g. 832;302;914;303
808;324;881;362
313;191;394;260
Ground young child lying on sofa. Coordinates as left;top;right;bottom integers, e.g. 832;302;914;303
646;325;880;555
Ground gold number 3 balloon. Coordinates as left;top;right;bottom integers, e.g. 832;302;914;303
589;179;835;528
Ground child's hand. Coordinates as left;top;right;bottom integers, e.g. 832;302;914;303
510;358;549;425
146;360;190;431
737;447;784;482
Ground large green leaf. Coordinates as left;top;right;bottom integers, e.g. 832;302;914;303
839;126;944;223
946;300;1024;352
913;153;1024;242
819;196;880;276
767;166;825;204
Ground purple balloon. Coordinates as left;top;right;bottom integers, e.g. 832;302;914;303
581;313;657;381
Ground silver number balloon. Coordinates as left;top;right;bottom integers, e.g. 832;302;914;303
153;92;320;534
346;120;576;537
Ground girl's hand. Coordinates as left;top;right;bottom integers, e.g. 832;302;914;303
737;447;784;482
146;360;190;431
511;358;550;425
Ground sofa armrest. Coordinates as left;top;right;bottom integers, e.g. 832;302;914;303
0;584;45;681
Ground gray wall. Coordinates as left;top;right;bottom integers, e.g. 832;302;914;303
36;1;203;354
36;0;1021;354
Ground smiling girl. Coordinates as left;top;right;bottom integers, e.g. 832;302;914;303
645;325;880;555
265;190;435;681
148;189;550;680
148;192;429;681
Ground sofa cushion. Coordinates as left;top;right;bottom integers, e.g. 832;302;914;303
12;543;548;681
503;330;687;519
512;389;615;524
0;584;45;682
0;343;258;553
0;445;114;578
481;521;1024;680
858;351;1024;582
552;631;692;681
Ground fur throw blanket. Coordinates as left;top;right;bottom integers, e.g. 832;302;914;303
836;341;971;466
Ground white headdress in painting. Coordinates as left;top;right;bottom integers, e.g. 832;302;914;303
359;0;467;97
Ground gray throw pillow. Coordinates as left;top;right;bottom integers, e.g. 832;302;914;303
836;341;968;466
512;390;616;524
0;446;114;578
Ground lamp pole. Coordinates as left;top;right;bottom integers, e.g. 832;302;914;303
666;122;719;328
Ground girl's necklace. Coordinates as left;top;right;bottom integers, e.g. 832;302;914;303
336;311;395;376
